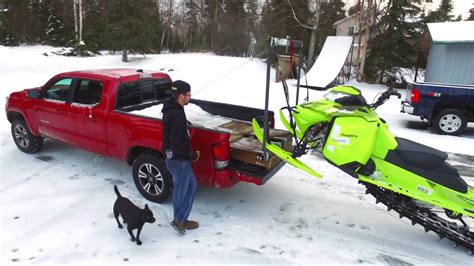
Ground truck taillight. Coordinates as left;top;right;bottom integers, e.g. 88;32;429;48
212;142;230;169
410;87;421;104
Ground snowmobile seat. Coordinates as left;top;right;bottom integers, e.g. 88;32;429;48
385;138;467;193
393;137;448;169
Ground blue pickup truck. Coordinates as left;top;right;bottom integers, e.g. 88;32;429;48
401;82;474;135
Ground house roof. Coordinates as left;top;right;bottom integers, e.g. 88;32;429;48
333;13;359;26
428;21;474;44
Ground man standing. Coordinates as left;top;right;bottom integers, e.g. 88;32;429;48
162;80;200;235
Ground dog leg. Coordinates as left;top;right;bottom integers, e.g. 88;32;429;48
127;225;136;242
113;207;123;229
136;225;144;245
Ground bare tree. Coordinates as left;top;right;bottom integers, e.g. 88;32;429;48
355;0;364;81
358;0;373;80
73;0;83;45
286;0;322;66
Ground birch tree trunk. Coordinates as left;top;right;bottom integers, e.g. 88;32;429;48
355;0;365;81
78;0;83;44
359;0;373;80
208;0;218;51
122;49;128;62
307;0;321;67
73;0;78;42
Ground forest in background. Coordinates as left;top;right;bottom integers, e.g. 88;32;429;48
1;0;473;82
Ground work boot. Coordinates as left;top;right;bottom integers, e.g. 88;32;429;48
170;219;186;235
184;220;199;230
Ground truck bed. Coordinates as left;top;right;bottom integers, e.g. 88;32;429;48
125;99;293;170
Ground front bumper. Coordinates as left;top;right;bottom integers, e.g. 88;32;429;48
401;101;415;114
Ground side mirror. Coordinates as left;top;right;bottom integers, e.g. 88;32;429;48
28;89;40;99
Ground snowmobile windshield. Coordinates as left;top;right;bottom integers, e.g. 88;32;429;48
324;91;368;107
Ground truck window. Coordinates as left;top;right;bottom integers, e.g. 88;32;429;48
117;82;141;108
72;80;103;105
116;78;172;108
141;81;155;102
42;78;73;101
154;79;172;100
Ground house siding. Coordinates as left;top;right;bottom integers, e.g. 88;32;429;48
334;16;365;66
425;43;474;85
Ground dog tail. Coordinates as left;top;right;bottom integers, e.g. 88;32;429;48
114;185;122;198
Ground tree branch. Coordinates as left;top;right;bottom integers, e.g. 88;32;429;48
286;0;316;30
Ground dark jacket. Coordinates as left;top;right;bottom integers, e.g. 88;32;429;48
162;98;196;161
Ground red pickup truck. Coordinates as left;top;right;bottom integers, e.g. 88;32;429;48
5;69;290;202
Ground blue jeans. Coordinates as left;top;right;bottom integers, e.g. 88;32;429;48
165;159;197;223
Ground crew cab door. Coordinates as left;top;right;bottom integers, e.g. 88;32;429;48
67;79;108;155
35;78;73;142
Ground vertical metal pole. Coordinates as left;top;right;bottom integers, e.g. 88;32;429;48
262;37;273;161
414;49;420;83
295;46;303;105
348;38;354;80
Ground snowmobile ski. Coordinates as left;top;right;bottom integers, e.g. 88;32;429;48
252;119;322;179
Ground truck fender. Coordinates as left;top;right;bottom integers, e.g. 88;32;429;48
127;146;164;165
7;110;40;136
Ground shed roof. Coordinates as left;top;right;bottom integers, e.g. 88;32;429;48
428;21;474;44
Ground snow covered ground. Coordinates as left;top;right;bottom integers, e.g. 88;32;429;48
1;45;473;264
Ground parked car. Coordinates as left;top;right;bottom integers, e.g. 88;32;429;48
5;69;291;202
401;82;474;135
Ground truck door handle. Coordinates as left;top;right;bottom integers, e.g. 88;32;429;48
88;114;98;121
87;108;99;121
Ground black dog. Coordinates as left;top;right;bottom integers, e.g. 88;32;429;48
113;185;156;245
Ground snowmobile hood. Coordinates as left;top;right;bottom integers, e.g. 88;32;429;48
296;99;379;123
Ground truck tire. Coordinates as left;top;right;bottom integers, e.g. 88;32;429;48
433;109;467;135
11;119;43;153
133;154;172;203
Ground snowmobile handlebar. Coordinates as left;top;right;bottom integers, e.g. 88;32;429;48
369;88;401;109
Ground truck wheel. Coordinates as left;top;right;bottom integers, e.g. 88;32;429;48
433;109;467;135
132;154;172;203
11;119;43;153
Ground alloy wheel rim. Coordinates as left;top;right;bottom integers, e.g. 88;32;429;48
14;125;29;148
138;163;164;196
439;114;461;133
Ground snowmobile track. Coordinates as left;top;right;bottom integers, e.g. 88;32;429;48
362;182;474;254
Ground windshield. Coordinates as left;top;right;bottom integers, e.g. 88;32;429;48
324;91;368;106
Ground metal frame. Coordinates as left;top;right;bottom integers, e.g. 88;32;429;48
262;37;304;160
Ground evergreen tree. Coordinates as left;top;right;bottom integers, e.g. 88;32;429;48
45;4;73;46
348;1;362;16
246;0;259;38
468;8;474;21
316;0;346;55
149;1;162;53
203;0;223;52
29;1;50;43
184;0;200;50
218;0;248;55
82;0;106;53
0;8;18;46
260;0;311;56
108;0;157;61
3;0;33;43
364;0;422;83
424;0;454;23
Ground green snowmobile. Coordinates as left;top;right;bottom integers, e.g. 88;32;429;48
253;84;474;253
